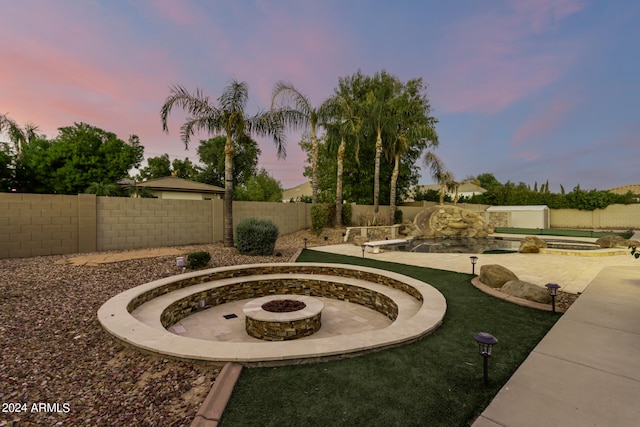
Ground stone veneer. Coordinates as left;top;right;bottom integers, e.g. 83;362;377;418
158;275;399;330
125;265;419;329
98;262;448;365
244;295;323;341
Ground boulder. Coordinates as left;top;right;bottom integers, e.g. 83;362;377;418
479;264;519;288
519;236;547;253
595;235;627;248
501;280;551;304
413;206;493;238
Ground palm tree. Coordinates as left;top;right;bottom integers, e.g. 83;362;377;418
362;71;400;213
270;81;324;204
323;94;361;226
0;113;42;157
161;79;285;247
386;80;438;222
85;182;121;196
422;151;450;205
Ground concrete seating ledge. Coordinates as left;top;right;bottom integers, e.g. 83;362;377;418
363;239;409;253
97;262;446;366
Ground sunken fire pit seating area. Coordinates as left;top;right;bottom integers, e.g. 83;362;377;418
98;263;447;366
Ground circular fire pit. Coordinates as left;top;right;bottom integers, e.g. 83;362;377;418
243;295;323;341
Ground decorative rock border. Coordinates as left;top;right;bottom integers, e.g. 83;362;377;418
98;263;447;366
244;295;323;341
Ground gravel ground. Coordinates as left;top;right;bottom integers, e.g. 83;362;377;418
0;228;577;426
0;229;346;427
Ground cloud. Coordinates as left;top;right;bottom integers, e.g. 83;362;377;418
510;96;575;160
431;0;584;114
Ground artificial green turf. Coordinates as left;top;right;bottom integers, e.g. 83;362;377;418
495;227;630;238
220;251;561;426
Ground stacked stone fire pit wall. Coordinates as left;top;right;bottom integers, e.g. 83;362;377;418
159;277;399;328
127;264;422;314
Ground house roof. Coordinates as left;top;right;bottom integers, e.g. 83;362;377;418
416;183;487;193
135;176;224;194
283;181;312;200
486;205;549;211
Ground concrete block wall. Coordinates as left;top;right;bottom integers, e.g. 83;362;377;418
551;204;640;229
3;190;639;260
0;193;81;258
96;197;214;251
232;201;308;236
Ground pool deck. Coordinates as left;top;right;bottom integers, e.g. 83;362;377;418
311;234;637;294
310;233;640;427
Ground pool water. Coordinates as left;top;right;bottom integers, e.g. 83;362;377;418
385;237;599;254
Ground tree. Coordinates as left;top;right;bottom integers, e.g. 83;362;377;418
234;169;283;201
386;78;438;219
271;81;325;204
362;70;401;213
0;113;44;158
161;79;285;247
137;154;171;180
197;135;260;187
17;123;143;194
85;182;122;196
0;143;14;191
171;157;200;179
422;150;450;204
322;93;361;226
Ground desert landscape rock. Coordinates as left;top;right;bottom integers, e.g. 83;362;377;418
413;206;493;238
480;264;519;288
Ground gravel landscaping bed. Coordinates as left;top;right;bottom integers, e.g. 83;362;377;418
0;229;345;427
0;227;578;426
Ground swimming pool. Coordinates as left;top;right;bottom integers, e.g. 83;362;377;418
384;237;599;254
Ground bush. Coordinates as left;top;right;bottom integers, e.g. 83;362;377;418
311;204;328;236
236;218;279;255
394;208;403;224
326;203;336;227
187;251;211;269
357;212;387;226
341;203;352;226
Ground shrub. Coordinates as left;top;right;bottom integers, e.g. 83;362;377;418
326;203;336;227
394;208;403;224
341;203;352;226
236;218;279;255
311;204;328;236
187;251;211;269
357;212;387;226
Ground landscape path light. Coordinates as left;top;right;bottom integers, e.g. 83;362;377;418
474;332;498;386
361;244;366;258
303;238;308;249
545;283;561;313
470;256;478;275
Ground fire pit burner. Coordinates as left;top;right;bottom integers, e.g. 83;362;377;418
261;299;306;312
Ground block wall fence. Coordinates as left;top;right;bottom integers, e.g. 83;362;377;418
1;193;639;259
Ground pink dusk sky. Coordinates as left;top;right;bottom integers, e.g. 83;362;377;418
2;0;639;191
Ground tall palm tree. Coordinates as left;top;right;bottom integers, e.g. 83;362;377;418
386;80;438;222
161;79;285;247
323;94;361;226
422;150;451;205
270;81;324;204
0;113;42;157
362;71;400;213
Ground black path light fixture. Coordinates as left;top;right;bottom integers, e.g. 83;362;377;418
361;243;366;258
470;256;478;275
303;237;308;249
474;332;498;386
545;283;561;313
